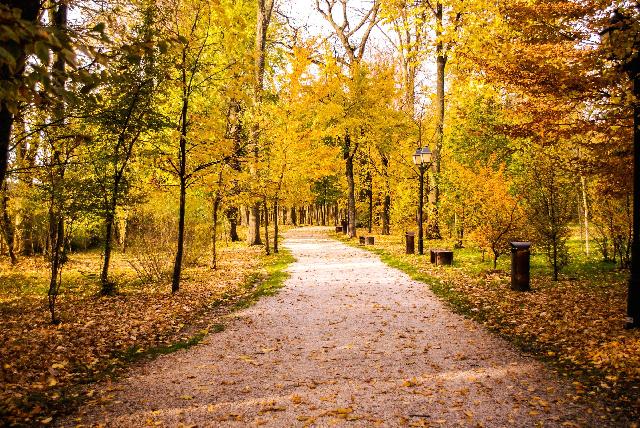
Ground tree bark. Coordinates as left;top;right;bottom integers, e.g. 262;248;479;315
211;193;221;269
0;184;16;264
580;175;590;256
248;203;262;245
367;171;373;234
273;198;279;253
171;46;190;293
346;154;356;238
172;174;186;293
381;154;390;235
0;0;41;187
47;0;68;324
263;196;270;255
100;206;116;293
226;207;240;241
431;1;445;240
248;0;274;246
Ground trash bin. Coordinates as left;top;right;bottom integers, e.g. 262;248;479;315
435;250;453;266
359;236;365;245
366;236;375;245
405;232;415;254
430;248;445;264
510;242;531;291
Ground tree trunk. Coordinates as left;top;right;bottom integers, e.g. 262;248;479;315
0;184;16;264
47;0;68;324
431;1;445;240
580;175;590;256
248;203;262;245
382;195;390;235
0;0;41;187
291;206;297;226
381;154;390;235
100;207;116;294
367;173;373;234
248;0;273;246
171;53;190;293
273;198;279;253
552;238;559;281
263;196;270;255
172;175;186;293
226;206;240;241
345;132;357;238
211;194;221;269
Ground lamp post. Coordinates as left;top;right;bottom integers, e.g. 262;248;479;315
413;147;433;255
601;10;640;329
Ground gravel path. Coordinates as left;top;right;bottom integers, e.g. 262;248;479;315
61;227;600;427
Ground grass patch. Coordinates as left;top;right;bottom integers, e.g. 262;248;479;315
232;250;295;310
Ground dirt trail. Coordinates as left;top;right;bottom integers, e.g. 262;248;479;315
60;227;600;427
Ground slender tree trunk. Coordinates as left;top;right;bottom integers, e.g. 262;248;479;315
382;195;390;235
263;196;270;255
431;1;445;240
381;154;390;235
580;175;590;256
291;206;297;226
48;215;64;324
553;238;559;281
226;207;240;241
100;205;116;293
367;173;373;234
346;154;356;238
0;184;16;264
248;0;274;246
211;194;221;269
171;54;189;293
273;198;279;253
47;0;68;324
172;175;186;293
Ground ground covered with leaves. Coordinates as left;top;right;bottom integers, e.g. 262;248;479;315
337;230;640;423
0;241;292;426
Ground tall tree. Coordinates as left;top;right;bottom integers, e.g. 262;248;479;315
88;3;164;294
315;0;380;238
247;0;275;246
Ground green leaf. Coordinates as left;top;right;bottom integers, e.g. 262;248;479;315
0;25;20;43
0;46;16;71
34;41;50;64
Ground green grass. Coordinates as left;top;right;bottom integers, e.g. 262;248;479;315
232;249;296;310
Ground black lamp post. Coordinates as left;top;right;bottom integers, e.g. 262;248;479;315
601;9;640;329
413;147;433;255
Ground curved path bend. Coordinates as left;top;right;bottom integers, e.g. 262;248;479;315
62;227;599;427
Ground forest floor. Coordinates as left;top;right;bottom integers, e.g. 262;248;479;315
0;238;293;426
55;227;613;427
